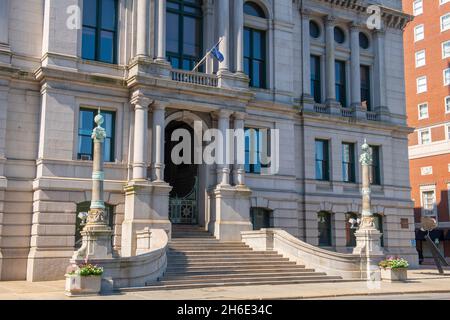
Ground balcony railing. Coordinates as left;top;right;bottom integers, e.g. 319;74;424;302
340;107;353;118
314;103;330;114
366;111;378;121
171;69;218;87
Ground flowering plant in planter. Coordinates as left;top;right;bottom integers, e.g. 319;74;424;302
65;263;104;296
378;257;409;269
68;263;104;277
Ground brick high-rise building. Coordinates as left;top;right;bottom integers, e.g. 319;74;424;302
404;0;450;262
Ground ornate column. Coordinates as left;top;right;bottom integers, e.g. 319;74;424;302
301;9;312;101
0;0;9;46
350;23;361;109
131;94;151;180
234;0;244;74
324;16;336;105
217;0;229;72
216;110;232;186
233;112;246;186
353;140;384;280
73;111;113;261
151;101;167;183
373;29;390;121
136;0;149;57
156;0;167;62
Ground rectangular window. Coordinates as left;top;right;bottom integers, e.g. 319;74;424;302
318;212;332;247
78;108;115;162
82;0;118;64
446;96;450;113
360;65;371;111
447;125;450;140
335;60;347;107
442;41;450;58
444;68;450;85
419;129;431;145
315;139;330;181
310;55;321;103
413;0;423;15
415;50;426;67
342;143;355;183
245;128;270;174
244;27;267;89
421;190;436;216
442;14;450;31
414;24;424;41
418;103;428;119
369;145;381;185
417;76;427;93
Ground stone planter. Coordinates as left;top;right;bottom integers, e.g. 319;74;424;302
65;274;102;296
380;267;408;282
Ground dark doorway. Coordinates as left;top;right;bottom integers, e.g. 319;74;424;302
165;121;199;224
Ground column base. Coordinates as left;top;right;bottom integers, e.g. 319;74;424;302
72;226;115;261
209;185;253;241
121;180;172;257
326;99;342;116
353;227;384;281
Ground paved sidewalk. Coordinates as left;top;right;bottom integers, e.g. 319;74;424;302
0;268;449;300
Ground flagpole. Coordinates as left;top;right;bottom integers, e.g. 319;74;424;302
192;37;223;72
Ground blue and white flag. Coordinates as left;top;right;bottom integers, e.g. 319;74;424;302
210;45;224;62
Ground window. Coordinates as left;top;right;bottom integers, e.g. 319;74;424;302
78;108;115;162
414;24;424;41
318;211;332;246
244;27;267;88
415;50;426;67
82;0;118;64
441;14;450;31
250;207;272;230
310;21;320;38
334;27;345;44
335;60;347;107
310;55;321;103
421;190;436;216
166;0;203;71
345;212;359;247
413;0;423;15
76;202;114;248
444;68;450;85
315;139;330;181
360;65;371;111
442;41;450;58
369;145;381;185
359;33;369;49
342;143;356;183
446;96;450;113
419;129;431;145
244;1;266;18
245;128;270;174
441;0;450;5
418;103;428;119
417;76;427;93
447;124;450;140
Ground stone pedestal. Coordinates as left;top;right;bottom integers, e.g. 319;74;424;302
72;226;114;261
121;180;172;257
209;185;252;241
353;226;384;281
217;70;249;89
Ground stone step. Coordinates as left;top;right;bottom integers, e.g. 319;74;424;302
167;252;281;258
167;254;286;261
166;259;298;267
163;270;318;280
169;245;250;251
122;278;347;292
167;249;257;255
168;257;290;264
164;266;309;276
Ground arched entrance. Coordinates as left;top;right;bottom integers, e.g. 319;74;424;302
165;121;199;225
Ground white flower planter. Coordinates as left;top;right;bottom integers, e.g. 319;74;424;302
380;268;408;282
65;274;102;296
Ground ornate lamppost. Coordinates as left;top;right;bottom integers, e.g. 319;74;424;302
72;110;114;261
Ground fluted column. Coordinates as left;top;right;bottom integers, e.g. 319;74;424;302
373;29;386;108
233;112;246;186
325;16;336;104
136;0;149;57
217;0;229;71
131;94;151;180
0;0;9;46
301;9;312;97
152;102;167;182
234;0;244;73
217;110;232;186
156;0;166;61
350;23;361;108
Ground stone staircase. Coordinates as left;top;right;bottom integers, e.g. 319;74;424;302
127;225;344;291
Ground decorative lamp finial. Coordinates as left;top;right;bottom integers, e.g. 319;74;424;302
94;109;104;127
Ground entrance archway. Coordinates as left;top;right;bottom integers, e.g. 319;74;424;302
165;121;199;225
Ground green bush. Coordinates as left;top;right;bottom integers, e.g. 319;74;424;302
69;263;103;276
379;257;409;269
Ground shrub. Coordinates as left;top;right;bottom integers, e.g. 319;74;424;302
379;257;409;269
69;263;103;276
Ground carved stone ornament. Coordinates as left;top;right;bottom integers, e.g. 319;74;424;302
359;139;372;166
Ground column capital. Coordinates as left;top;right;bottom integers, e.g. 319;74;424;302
300;8;312;17
215;109;233;119
324;15;336;26
151;100;169;111
234;111;246;120
350;22;362;32
130;92;152;109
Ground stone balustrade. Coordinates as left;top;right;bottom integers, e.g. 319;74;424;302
171;69;218;87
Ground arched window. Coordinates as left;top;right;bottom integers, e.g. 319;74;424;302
166;0;203;71
82;0;118;64
309;21;321;38
244;2;267;88
334;26;345;44
318;211;332;246
250;207;272;230
373;213;384;247
75;202;114;248
359;32;370;49
345;212;359;247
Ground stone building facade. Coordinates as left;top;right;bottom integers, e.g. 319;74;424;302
0;0;416;282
